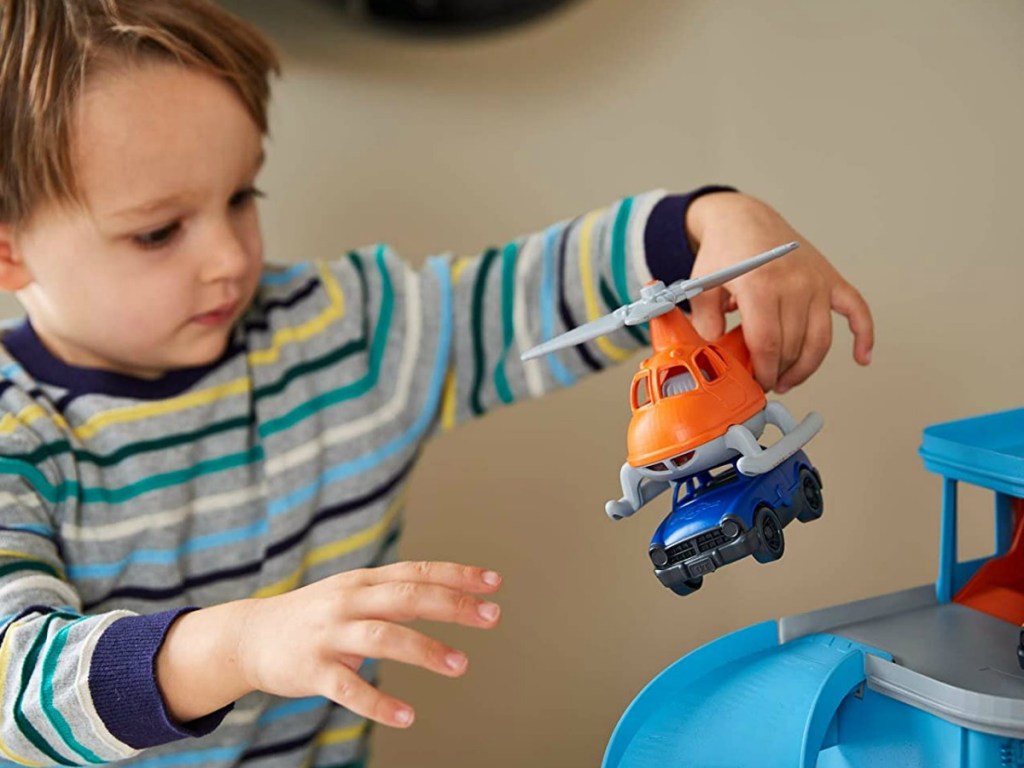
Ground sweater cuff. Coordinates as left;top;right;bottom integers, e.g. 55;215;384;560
644;185;738;285
90;608;234;749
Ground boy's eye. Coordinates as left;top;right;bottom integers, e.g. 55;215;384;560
133;222;181;249
230;186;265;208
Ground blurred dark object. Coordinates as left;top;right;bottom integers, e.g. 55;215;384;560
363;0;574;32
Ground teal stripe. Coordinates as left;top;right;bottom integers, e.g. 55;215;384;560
41;618;105;763
0;447;263;506
492;240;518;405
469;248;500;416
611;197;634;305
0;560;61;580
13;612;78;765
609;197;648;345
600;277;646;346
258;245;393;439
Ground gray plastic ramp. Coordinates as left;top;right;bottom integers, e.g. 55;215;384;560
604;621;891;768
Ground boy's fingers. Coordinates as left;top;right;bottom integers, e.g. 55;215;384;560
831;282;874;365
348;582;501;628
688;286;727;342
737;294;782;391
321;668;415;729
776;298;833;393
337;621;469;678
777;293;811;382
351;562;501;593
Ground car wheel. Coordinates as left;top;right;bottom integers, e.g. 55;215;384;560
796;468;824;523
669;576;704;597
753;505;785;563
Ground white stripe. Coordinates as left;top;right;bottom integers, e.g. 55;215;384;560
513;235;547;399
265;268;423;477
61;483;266;542
0;575;80;611
74;611;140;759
222;701;265;726
0;492;41;511
630;190;665;286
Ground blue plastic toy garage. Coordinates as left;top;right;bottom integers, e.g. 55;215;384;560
603;408;1024;768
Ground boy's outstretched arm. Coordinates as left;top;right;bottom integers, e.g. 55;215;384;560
432;187;872;434
682;191;874;393
156;561;502;730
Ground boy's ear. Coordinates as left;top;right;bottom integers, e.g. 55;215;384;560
0;224;32;292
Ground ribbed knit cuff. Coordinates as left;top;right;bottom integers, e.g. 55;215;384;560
90;608;234;749
644;185;738;285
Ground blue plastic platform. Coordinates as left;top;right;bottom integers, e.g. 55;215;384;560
604;622;891;768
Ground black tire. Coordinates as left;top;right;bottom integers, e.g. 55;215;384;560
669;576;704;597
753;505;785;563
796;468;824;523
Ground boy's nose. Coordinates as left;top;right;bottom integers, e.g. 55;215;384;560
202;226;252;283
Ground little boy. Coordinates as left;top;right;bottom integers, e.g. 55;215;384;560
0;1;872;766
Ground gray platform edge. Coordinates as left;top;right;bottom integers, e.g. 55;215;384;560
778;584;1024;740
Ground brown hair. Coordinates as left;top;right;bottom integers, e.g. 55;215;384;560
0;0;280;224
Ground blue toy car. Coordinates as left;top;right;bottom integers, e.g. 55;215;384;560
648;450;823;596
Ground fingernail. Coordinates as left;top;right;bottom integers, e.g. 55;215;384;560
482;570;501;586
776;384;789;394
395;708;414;726
445;652;467;672
478;601;500;621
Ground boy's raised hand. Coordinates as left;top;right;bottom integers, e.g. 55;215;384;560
684;192;874;393
235;561;502;728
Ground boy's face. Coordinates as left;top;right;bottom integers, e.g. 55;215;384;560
10;61;265;379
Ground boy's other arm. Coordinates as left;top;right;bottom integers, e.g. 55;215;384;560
156;561;502;730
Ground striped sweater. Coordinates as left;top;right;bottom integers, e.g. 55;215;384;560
0;189;709;767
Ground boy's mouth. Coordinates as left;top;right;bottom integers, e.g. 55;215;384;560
193;301;239;326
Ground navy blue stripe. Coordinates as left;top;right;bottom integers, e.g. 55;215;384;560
264;454;416;560
244;276;321;333
85;525;402;610
556;219;602;372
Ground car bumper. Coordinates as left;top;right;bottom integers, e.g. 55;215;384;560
654;529;762;589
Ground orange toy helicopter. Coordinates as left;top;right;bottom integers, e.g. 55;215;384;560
521;241;823;521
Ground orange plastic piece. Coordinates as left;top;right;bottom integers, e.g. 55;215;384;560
954;497;1024;624
626;309;766;469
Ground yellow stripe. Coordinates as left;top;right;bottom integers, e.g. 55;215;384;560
247;262;345;367
315;721;369;747
579;211;632;363
0;551;65;580
251;490;406;599
440;370;457;432
0;262;345;441
0;405;69;438
437;257;473;432
0;619;51;767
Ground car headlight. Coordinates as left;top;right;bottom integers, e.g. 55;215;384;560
721;519;741;539
649;546;669;567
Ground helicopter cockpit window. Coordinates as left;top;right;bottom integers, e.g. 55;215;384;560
661;365;697;398
694;351;720;382
631;373;652;409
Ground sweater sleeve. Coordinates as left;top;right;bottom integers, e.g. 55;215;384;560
0;409;230;765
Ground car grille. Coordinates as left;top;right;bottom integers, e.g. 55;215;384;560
664;527;728;566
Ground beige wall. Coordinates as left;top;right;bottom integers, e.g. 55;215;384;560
14;0;1024;764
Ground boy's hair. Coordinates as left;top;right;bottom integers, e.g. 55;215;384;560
0;0;280;224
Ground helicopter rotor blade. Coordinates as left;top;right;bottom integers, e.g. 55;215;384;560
520;309;626;361
666;241;799;304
